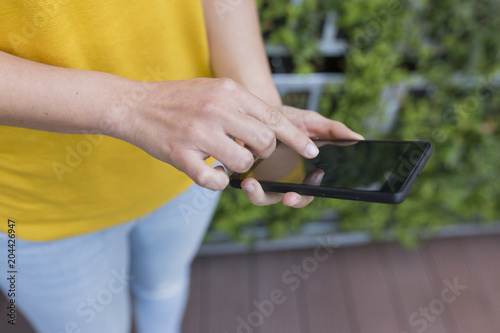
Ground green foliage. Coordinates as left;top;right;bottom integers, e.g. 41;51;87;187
211;0;500;247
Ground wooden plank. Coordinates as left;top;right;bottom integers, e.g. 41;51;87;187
255;250;303;333
198;258;213;333
426;237;496;333
383;242;448;333
205;253;251;333
459;235;500;332
295;246;352;333
336;244;400;333
182;257;203;333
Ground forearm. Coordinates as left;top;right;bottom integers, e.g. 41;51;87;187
0;50;133;135
202;0;281;106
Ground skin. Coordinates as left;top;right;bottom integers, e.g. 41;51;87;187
0;0;363;209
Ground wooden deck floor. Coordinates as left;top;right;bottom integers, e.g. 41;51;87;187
2;234;500;333
182;234;500;333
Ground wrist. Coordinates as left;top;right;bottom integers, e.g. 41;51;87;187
97;78;150;141
235;77;283;108
212;70;282;108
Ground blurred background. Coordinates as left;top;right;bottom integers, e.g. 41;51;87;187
2;0;499;332
212;0;500;247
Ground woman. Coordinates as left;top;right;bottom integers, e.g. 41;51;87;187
0;1;363;332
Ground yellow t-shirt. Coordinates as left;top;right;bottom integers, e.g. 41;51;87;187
0;0;212;240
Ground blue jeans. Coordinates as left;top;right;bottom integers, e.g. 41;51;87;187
0;184;220;333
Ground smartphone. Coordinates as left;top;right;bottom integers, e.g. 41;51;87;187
229;140;433;204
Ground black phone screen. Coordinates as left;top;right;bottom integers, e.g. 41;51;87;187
232;140;431;194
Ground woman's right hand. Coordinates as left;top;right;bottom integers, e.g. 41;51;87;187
104;77;320;191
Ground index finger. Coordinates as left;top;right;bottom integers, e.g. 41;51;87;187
254;105;319;159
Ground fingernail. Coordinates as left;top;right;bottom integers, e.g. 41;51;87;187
313;171;325;184
350;131;365;140
242;184;255;193
291;197;301;207
306;143;319;158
